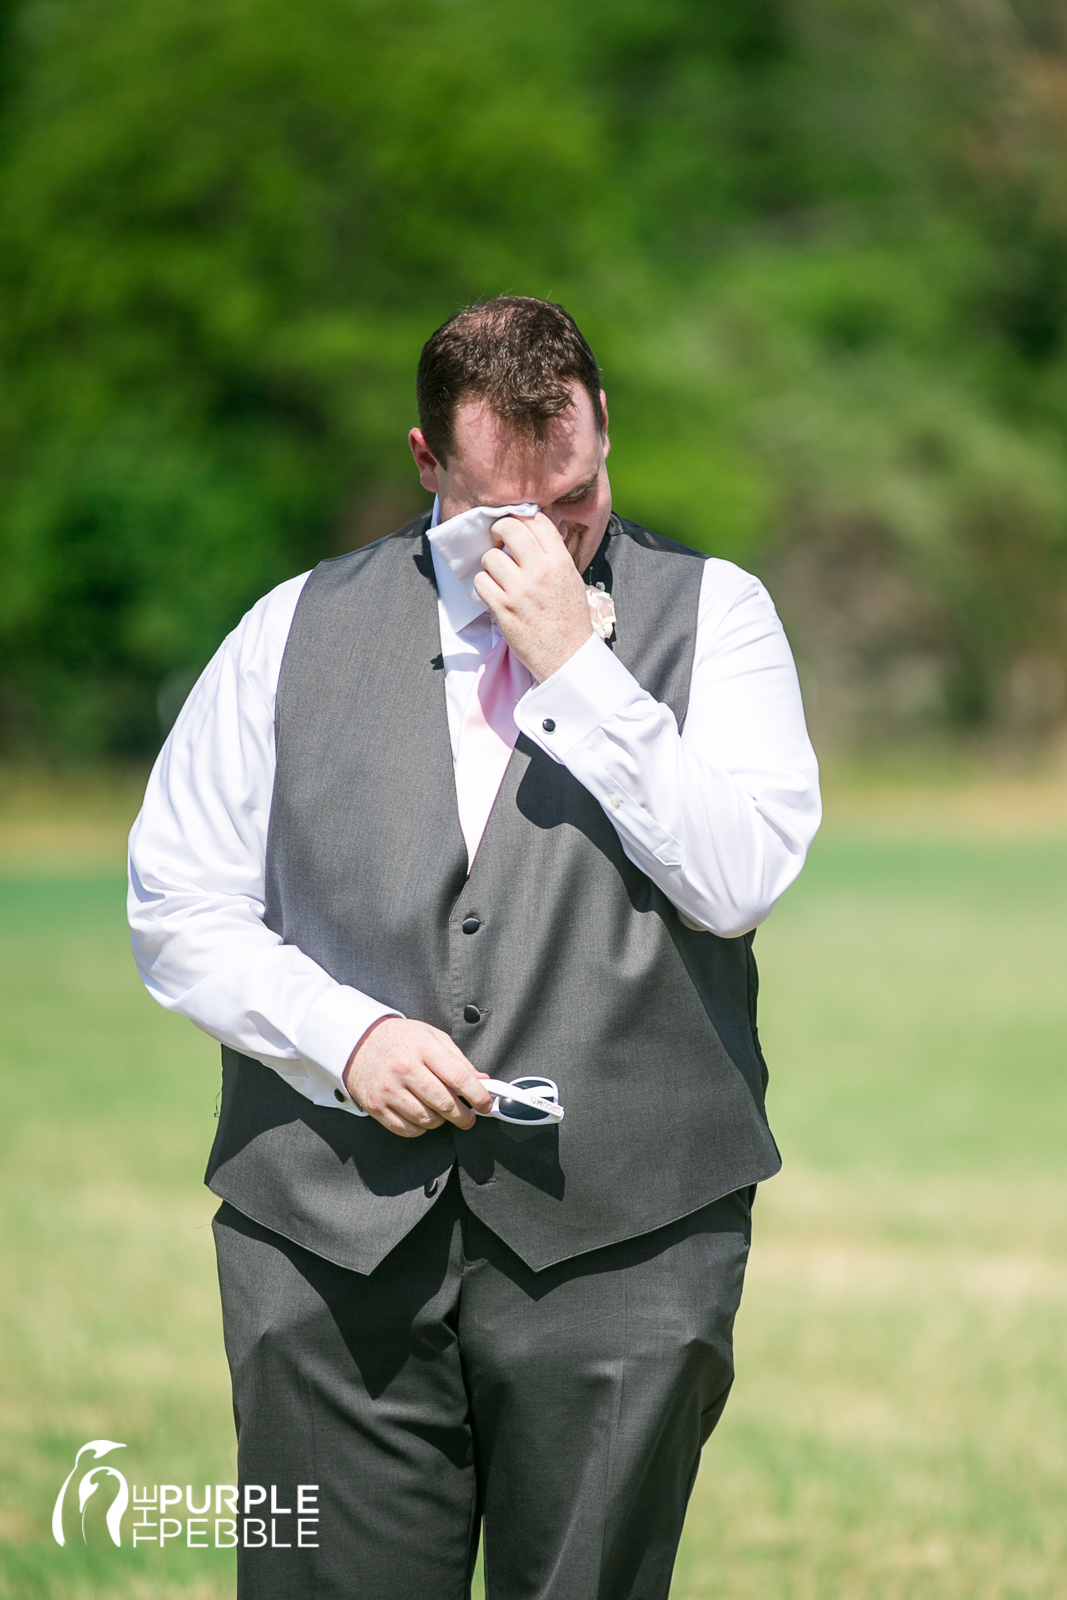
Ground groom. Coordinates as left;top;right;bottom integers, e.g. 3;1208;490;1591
129;295;820;1599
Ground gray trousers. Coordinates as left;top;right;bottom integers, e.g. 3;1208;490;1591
212;1174;752;1600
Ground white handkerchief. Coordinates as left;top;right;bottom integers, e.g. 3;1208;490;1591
428;503;538;608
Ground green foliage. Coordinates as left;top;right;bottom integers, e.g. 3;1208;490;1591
1;0;1067;752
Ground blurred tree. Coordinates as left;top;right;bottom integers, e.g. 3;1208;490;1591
0;0;611;750
0;0;1065;754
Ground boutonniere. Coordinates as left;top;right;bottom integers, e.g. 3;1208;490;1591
586;582;616;641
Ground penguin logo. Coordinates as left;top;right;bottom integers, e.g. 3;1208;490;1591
52;1440;129;1547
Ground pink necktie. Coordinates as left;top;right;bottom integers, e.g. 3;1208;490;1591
454;634;530;870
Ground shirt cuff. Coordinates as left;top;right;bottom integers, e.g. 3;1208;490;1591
296;986;403;1115
516;634;641;758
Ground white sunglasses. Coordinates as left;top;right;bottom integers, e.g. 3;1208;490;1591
477;1077;564;1126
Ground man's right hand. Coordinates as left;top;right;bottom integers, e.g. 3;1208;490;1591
342;1017;493;1138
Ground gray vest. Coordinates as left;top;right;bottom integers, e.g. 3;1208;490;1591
205;513;781;1273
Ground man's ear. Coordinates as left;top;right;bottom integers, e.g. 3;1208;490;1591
600;391;610;457
409;428;442;493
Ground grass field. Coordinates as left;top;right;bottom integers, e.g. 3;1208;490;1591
0;770;1065;1599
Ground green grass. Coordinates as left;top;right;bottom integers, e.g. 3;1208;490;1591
0;876;233;1598
1;809;1065;1597
676;832;1067;1600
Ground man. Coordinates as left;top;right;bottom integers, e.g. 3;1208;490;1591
129;296;820;1600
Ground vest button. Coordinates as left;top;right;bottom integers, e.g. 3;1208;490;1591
542;718;556;732
424;1176;439;1198
461;916;481;934
463;1004;481;1024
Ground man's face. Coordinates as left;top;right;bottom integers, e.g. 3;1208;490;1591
409;382;612;574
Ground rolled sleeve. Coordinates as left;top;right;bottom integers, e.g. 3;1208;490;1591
515;634;642;757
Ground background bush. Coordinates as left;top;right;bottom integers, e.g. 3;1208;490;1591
2;0;1067;756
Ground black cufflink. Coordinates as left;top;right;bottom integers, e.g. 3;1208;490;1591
334;1089;346;1102
542;718;556;733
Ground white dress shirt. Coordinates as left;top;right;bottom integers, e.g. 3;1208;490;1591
128;505;821;1115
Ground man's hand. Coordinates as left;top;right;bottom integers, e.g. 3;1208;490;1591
474;512;593;682
342;1017;493;1138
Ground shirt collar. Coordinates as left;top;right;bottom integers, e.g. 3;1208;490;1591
427;495;538;634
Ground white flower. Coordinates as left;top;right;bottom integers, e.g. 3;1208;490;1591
586;586;616;641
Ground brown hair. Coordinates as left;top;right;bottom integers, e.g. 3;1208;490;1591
416;296;604;463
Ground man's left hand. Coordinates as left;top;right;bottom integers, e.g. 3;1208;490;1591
474;512;593;683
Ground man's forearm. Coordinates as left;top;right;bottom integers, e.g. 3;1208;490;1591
514;573;821;934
